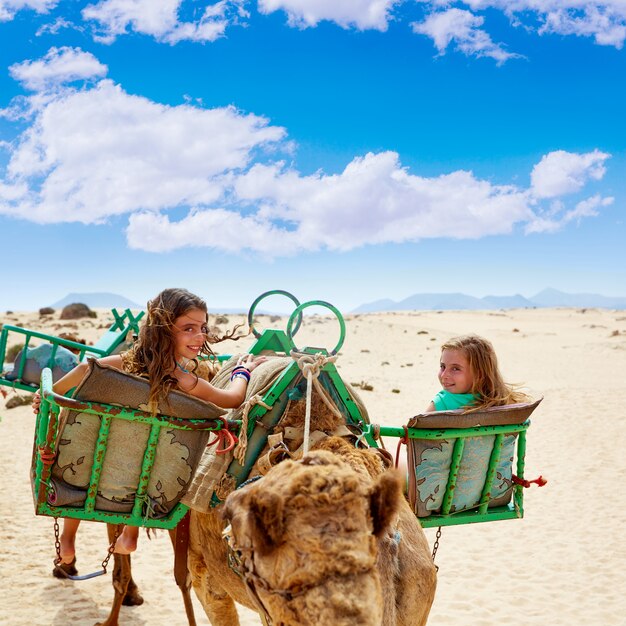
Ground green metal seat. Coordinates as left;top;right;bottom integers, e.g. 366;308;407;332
29;291;540;539
1;308;144;393
363;400;541;528
32;368;240;530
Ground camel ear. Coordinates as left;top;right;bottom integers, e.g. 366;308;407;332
249;491;285;555
369;470;402;538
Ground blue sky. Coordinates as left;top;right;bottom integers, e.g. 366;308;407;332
0;1;624;312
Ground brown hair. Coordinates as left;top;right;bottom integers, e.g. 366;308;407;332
127;288;243;408
440;334;529;411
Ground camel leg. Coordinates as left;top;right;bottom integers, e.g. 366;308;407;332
188;513;242;626
169;515;197;626
190;576;241;626
95;524;141;626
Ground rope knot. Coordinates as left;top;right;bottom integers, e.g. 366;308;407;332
290;350;340;457
512;474;548;488
292;350;337;381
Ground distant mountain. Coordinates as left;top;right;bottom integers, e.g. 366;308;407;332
482;294;536;308
530;288;626;309
51;292;142;309
353;288;626;312
353;298;399;313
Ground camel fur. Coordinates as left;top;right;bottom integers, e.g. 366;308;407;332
102;435;436;626
191;436;437;626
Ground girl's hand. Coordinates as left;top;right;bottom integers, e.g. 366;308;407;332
237;354;268;373
32;391;41;414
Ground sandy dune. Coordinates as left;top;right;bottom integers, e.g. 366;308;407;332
1;306;625;625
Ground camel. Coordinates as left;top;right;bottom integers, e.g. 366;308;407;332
190;436;436;626
98;436;436;626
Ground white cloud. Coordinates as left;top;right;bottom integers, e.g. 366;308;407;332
530;149;610;199
231;152;534;252
538;3;626;48
36;16;74;36
0;0;56;22
0;76;286;224
82;0;247;44
525;194;614;233
411;8;521;63
257;0;399;30
0;51;612;255
422;1;626;49
9;47;107;92
126;209;297;254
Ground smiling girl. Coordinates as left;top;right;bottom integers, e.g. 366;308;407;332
33;288;266;573
426;334;528;413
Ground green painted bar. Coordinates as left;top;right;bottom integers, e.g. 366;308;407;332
33;372;52;507
85;414;113;513
441;437;465;515
0;328;7;373
37;501;190;529
324;365;363;424
131;424;161;520
515;430;527;515
1;324;109;356
376;422;530;440
420;503;520;528
234;363;301;477
15;333;31;381
479;434;504;514
49;342;59;369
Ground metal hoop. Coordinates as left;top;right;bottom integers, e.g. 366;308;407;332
247;290;302;339
286;300;346;355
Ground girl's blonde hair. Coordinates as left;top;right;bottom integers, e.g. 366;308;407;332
441;334;529;410
126;288;243;408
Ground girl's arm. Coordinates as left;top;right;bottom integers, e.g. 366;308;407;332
424;401;436;412
32;355;124;413
173;354;267;409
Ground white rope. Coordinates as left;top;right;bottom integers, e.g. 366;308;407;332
234;394;272;465
291;351;338;456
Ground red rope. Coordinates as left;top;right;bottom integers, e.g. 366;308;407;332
395;425;409;469
37;446;56;466
512;474;547;488
207;428;239;455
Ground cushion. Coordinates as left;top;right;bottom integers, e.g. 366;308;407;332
408;398;542;429
5;343;78;385
50;360;226;518
407;399;541;518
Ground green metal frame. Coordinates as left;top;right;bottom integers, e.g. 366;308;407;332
211;309;359;504
287;300;346;355
32;369;241;529
1;308;145;393
363;421;530;527
248;289;303;339
25;291;536;532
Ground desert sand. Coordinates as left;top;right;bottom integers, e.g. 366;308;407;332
1;305;625;626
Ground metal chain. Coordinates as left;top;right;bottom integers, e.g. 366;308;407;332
101;525;122;573
53;517;62;564
431;526;442;571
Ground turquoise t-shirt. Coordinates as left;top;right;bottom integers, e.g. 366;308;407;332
432;389;478;411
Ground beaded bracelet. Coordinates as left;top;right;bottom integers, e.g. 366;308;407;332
231;372;250;383
231;367;251;382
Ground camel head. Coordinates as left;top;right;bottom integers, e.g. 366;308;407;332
222;449;403;626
